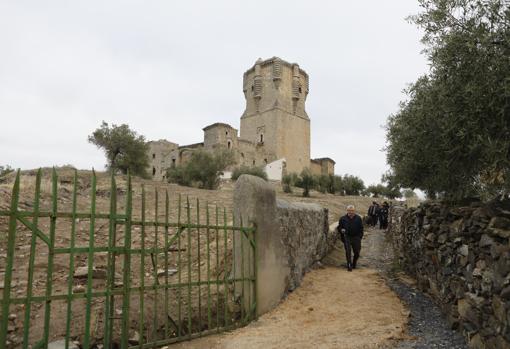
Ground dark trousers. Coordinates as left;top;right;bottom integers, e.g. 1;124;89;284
379;216;388;229
343;235;362;266
370;214;378;226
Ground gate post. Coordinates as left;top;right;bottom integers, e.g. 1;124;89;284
233;175;290;316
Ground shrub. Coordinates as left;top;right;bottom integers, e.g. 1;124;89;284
282;174;293;193
0;165;14;178
231;165;268;181
299;169;315;197
166;149;235;189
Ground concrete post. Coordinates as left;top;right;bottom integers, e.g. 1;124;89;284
233;175;290;316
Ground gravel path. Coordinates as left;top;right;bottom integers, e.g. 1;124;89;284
361;227;467;349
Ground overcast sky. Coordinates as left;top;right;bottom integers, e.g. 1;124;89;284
0;1;428;186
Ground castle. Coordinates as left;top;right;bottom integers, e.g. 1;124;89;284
147;57;335;181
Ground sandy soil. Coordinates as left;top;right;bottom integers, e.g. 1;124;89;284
171;266;409;349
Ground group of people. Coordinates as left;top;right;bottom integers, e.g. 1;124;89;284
367;201;389;230
336;201;391;272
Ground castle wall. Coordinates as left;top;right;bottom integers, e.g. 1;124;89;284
240;58;310;174
148;140;179;181
310;161;322;176
203;123;238;151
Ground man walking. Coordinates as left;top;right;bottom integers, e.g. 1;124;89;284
338;205;364;272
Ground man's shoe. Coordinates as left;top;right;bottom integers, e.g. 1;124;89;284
347;263;353;272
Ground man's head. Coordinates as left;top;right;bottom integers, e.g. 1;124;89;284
347;205;356;218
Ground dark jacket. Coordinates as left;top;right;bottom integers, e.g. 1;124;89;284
339;214;364;238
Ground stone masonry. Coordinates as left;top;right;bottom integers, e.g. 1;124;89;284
147;57;335;180
389;200;510;349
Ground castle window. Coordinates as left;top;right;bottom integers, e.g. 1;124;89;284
152;167;156;176
251;85;254;92
172;159;176;167
227;141;231;149
299;87;302;93
253;160;256;166
152;153;156;159
225;131;228;135
264;158;268;164
241;153;244;158
260;134;264;143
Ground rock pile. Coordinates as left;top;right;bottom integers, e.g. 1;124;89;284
389;199;510;349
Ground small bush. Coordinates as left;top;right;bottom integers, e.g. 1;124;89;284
299;169;316;197
231;166;268;181
166;149;235;189
0;165;14;178
282;174;293;193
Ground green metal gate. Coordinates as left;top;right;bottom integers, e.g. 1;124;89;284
0;169;257;348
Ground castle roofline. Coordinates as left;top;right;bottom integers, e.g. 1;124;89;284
243;56;309;78
202;122;237;131
178;142;204;149
312;157;336;164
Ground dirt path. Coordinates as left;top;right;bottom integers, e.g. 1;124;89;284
171;228;409;349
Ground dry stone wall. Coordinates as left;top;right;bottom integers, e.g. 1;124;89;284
276;199;330;291
389;200;510;349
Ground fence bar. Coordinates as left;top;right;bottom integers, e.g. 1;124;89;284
206;203;211;330
120;175;133;349
164;190;170;338
186;196;192;339
104;173;117;349
152;189;159;341
215;206;220;332
177;194;182;337
139;185;146;348
83;171;97;349
240;217;245;324
1;277;256;304
223;208;228;327
42;169;58;347
232;211;236;324
196;198;202;335
0;170;20;346
253;222;258;320
64;171;78;349
22;169;41;349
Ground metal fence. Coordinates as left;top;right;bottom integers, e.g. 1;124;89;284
0;169;257;348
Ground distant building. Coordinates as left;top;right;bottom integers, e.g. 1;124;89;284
148;57;335;181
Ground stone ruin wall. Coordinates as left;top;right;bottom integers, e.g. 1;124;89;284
233;175;333;316
276;199;330;291
389;200;510;349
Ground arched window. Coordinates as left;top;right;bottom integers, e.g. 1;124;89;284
227;141;231;149
152;167;156;176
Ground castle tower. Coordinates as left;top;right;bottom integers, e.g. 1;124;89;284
240;57;311;173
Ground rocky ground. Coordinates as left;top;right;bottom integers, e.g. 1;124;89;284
362;226;468;349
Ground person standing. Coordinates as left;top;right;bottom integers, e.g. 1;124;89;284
338;205;364;272
379;201;389;230
367;201;378;226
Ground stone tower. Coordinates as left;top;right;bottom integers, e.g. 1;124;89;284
240;57;311;173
